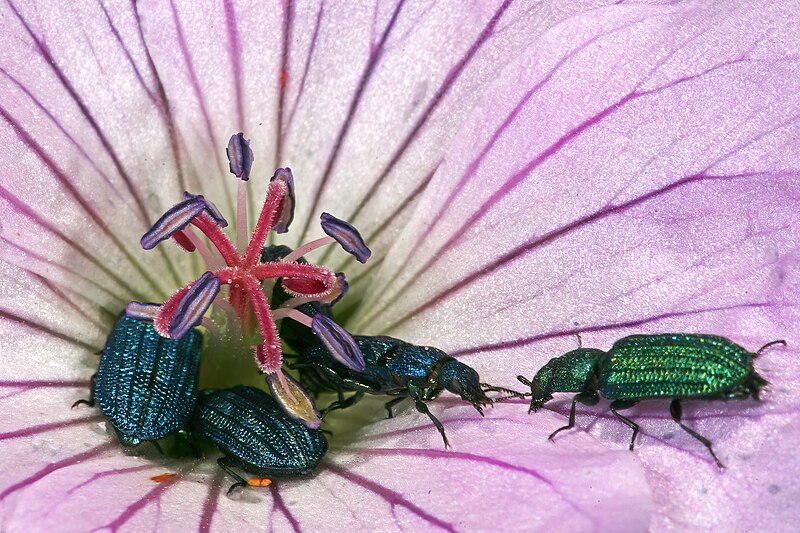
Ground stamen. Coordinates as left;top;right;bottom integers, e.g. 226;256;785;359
141;195;206;250
125;302;161;320
266;371;322;428
226;133;254;181
182;228;225;271
311;313;365;371
271;307;313;326
171;230;196;252
320;212;372;263
281;236;335;263
183;192;228;227
270;168;295;234
236;180;248;254
168;272;221;339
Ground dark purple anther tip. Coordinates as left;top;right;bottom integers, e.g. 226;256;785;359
226;132;254;181
320;213;372;263
168;272;220;338
183;192;228;228
311;314;365;371
141;195;207;250
330;272;348;305
270;168;295;233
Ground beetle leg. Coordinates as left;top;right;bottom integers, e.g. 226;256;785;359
414;400;450;449
151;440;165;455
385;397;406;419
322;391;365;416
71;373;97;408
548;391;597;441
670;399;724;469
609;400;640;451
217;457;248;495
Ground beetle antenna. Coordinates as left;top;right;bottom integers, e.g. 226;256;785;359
755;339;787;357
517;375;532;387
574;332;583;349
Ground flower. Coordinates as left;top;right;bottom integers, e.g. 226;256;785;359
1;1;798;531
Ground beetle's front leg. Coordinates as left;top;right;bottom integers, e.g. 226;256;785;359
384;396;406;418
548;391;598;441
414;399;450;449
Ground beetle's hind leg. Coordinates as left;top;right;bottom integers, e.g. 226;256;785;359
322;391;365;416
549;391;598;441
217;457;248;495
71;373;97;408
670;399;724;469
609;400;640;451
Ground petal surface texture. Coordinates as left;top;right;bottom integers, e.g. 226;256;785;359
0;1;799;532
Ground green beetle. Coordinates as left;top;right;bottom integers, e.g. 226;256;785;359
519;334;785;467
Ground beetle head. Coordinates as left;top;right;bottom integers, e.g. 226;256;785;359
518;370;552;414
438;359;492;414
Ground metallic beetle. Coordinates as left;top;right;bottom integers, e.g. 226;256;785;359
193;386;328;492
74;313;203;446
297;335;492;448
519;333;785;467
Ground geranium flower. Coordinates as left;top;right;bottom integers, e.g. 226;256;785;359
1;1;798;531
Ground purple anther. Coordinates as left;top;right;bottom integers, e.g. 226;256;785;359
311;313;365;371
270;168;295;233
141;195;206;250
183;192;228;227
266;372;322;429
320;212;372;263
124;302;161;320
168;272;220;338
329;272;348;305
226;132;254;181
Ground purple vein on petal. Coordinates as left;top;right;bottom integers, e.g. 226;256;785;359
223;0;245;131
1;236;128;304
380;171;768;332
166;0;234;216
450;302;777;357
366;54;760;329
274;0;294;168
0;112;171;298
5;0;152;229
129;0;193;194
66;465;155;497
297;0;407;241
333;163;439;274
197;472;224;533
326;464;456;532
30;272;110;330
96;470;183;532
285;1;323;134
0;415;103;441
344;0;516;227
350;447;592;520
269;484;302;533
0;67;121;196
0;441;114;502
0;310;101;352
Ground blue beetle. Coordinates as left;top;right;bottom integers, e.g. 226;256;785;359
73;311;203;447
192;386;328;493
296;335;492;447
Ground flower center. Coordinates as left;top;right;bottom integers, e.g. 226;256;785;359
134;133;371;427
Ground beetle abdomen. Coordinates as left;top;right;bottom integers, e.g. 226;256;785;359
598;334;754;400
194;386;327;477
95;315;202;446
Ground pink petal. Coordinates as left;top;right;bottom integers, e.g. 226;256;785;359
356;2;800;529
